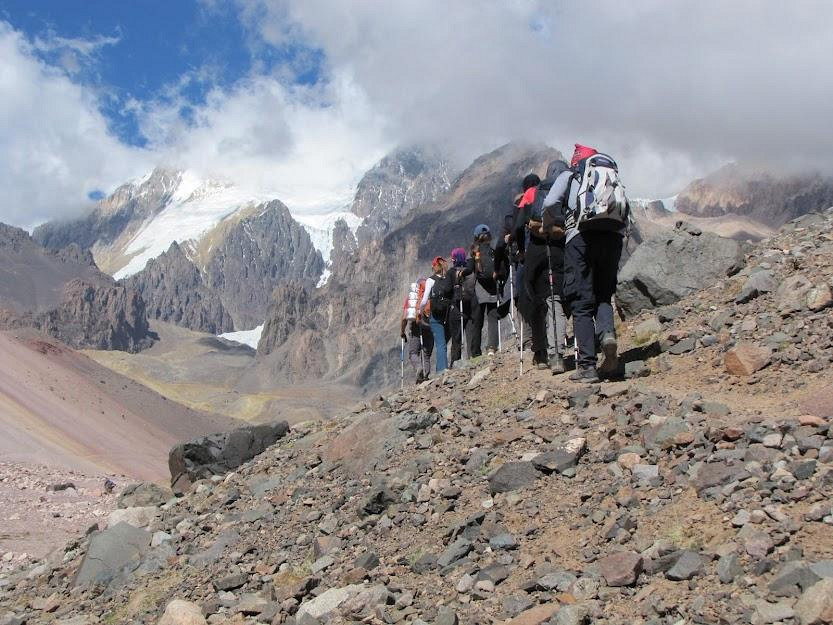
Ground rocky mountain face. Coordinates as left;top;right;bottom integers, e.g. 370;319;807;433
32;168;184;273
352;147;452;243
4;208;833;625
254;143;562;389
0;224;153;352
122;242;234;335
675;163;833;229
202;201;324;330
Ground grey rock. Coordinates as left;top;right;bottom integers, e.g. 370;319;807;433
354;552;380;570
396;412;438;432
617;223;747;317
555;604;589;625
117;482;173;508
488;462;540;494
489;533;518;550
769;561;821;597
73;522;150;587
214;572;248;591
296;585;362;620
668;337;696;355
665;551;704;581
437;538;472;568
736;270;777;303
169;421;289;493
435;605;459;625
753;600;796;624
794;579;833;625
717;554;742;584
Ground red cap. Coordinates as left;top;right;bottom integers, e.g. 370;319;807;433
432;256;446;267
570;144;598;168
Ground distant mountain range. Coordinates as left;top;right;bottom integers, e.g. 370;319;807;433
4;145;832;395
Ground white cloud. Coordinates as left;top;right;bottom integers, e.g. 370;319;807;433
235;0;833;196
0;22;152;228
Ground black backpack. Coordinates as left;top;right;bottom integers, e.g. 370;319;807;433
528;160;570;237
475;243;496;283
429;271;453;321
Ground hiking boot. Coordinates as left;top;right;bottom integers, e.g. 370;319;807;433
416;370;425;384
598;332;619;376
550;355;566;374
569;367;600;383
532;351;549;370
487;348;496;357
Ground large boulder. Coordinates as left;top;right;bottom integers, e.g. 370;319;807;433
617;222;747;317
73;522;150;587
169;421;289;493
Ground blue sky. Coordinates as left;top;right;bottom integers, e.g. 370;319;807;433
0;1;830;227
1;0;321;149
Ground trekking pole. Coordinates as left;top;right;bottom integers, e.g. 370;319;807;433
460;300;466;360
497;294;502;353
400;337;405;389
508;265;517;337
519;314;524;376
418;322;428;379
545;243;559;360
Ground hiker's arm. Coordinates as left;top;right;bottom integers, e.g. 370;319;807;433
400;317;408;338
461;257;474;277
420;278;433;312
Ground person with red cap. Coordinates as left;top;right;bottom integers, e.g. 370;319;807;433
540;144;628;382
420;256;453;373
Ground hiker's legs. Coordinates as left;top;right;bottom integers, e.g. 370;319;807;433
565;233;597;370
448;306;462;365
470;301;484;357
588;231;624;343
407;329;422;373
421;323;434;376
429;316;448;372
548;294;568;358
524;243;549;357
485;303;499;352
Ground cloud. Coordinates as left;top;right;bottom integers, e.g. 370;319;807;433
234;0;833;196
32;30;120;75
0;22;152;228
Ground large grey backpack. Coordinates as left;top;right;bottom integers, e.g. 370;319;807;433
570;153;630;231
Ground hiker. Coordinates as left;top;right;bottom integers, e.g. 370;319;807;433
513;163;569;372
447;247;468;366
542;144;630;382
400;278;433;383
420;256;453;373
463;224;503;357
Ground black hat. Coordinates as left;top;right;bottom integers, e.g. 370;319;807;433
522;173;541;190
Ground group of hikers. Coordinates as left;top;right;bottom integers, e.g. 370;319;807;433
400;144;631;385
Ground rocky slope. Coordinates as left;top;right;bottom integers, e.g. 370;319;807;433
0;224;153;352
675;164;833;229
2;209;833;625
254;143;562;389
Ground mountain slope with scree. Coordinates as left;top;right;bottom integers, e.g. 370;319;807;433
3;209;833;625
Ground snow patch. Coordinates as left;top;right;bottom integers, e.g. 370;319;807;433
113;171;272;279
294;211;363;287
661;195;678;212
218;325;263;350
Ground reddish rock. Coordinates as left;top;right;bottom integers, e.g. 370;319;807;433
505;603;560;625
598;551;644;587
724;343;772;376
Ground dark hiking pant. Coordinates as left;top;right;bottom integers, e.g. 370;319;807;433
408;322;433;378
448;303;465;365
564;230;623;370
520;241;565;358
470;302;498;356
